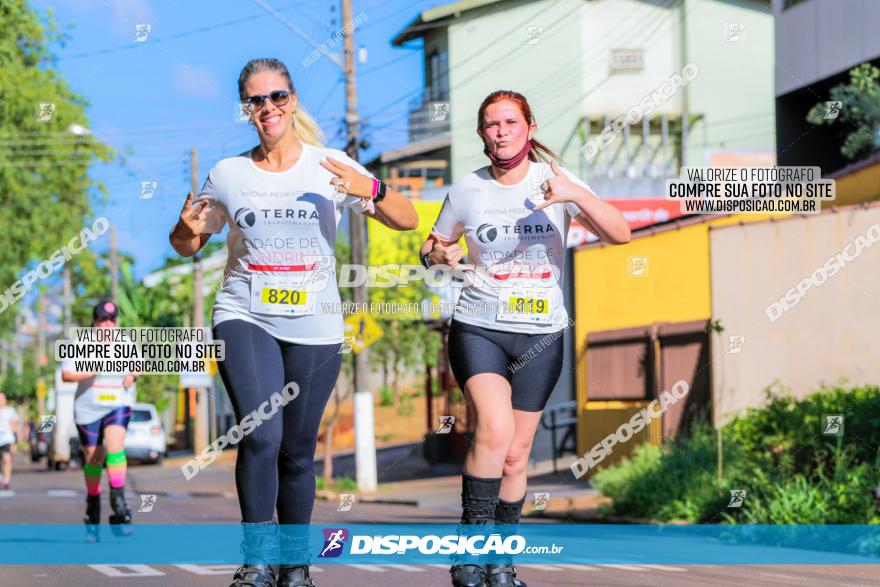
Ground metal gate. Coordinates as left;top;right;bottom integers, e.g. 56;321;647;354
580;320;711;474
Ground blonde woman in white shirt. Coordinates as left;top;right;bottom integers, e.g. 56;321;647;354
170;57;417;587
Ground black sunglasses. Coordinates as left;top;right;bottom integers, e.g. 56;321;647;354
242;89;292;112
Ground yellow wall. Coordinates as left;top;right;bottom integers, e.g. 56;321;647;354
367;201;444;266
365;201;444;315
571;213;775;459
827;159;880;209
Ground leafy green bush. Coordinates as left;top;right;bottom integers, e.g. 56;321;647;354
378;386;394;407
723;448;880;525
315;475;357;492
728;382;880;477
593;383;880;524
593;422;739;522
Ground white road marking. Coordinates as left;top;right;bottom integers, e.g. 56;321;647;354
0;490;15;498
638;564;688;572
760;572;807;581
596;564;647;571
344;564;386;572
86;561;692;579
552;564;601;571
47;489;78;497
172;564;239;575
89;565;165;577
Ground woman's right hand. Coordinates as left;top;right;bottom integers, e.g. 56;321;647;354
427;234;465;268
175;192;209;238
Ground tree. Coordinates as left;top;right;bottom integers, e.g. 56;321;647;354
367;229;436;408
322;233;352;481
0;0;113;336
807;63;880;162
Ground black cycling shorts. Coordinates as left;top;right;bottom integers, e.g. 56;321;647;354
448;319;565;412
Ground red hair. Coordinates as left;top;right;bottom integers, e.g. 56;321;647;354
476;90;561;164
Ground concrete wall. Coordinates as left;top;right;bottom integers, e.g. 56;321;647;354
773;0;880;97
448;0;587;179
580;0;682;116
709;204;880;425
571;213;773;454
445;0;775;185
685;0;776;166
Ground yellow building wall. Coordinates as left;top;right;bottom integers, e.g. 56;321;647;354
826;159;880;208
572;213;776;461
367;200;444;265
365;201;444;316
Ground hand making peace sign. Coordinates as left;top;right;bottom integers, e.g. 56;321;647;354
320;156;374;200
176;192;209;238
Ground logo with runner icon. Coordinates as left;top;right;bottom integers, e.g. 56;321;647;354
319;528;349;558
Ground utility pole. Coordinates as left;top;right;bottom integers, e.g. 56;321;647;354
63;266;72;334
343;0;377;493
12;315;22;374
191;147;209;454
109;225;119;302
34;288;47;416
253;0;378;491
191;147;204;331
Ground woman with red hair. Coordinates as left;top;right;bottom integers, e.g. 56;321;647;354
421;90;630;586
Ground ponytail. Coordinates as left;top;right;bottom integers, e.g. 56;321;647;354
292;103;325;147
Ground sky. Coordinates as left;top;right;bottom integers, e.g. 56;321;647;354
30;0;440;278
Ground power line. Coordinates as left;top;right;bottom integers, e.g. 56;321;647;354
359;0;569;122
57;1;311;61
360;49;419;75
252;0;343;69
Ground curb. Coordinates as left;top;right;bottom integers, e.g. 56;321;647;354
530;509;686;524
315;488;420;507
9;488;237;499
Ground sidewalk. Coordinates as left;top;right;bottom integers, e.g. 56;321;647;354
160;442;605;518
319;447;605;518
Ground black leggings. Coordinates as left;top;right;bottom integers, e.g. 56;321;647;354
212;319;342;524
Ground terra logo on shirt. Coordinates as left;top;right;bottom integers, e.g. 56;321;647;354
234;208;256;228
477;220;556;243
476;223;497;243
234;206;320;229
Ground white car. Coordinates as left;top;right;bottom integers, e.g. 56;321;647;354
124;403;167;464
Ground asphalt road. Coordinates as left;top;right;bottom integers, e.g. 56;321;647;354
2;456;878;586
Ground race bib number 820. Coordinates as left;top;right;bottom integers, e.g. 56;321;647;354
250;275;315;316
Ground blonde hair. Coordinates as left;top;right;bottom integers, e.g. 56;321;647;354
238;57;325;147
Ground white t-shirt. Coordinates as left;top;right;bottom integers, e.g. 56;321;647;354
0;406;19;445
431;160;594;334
61;359;133;425
195;143;375;344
